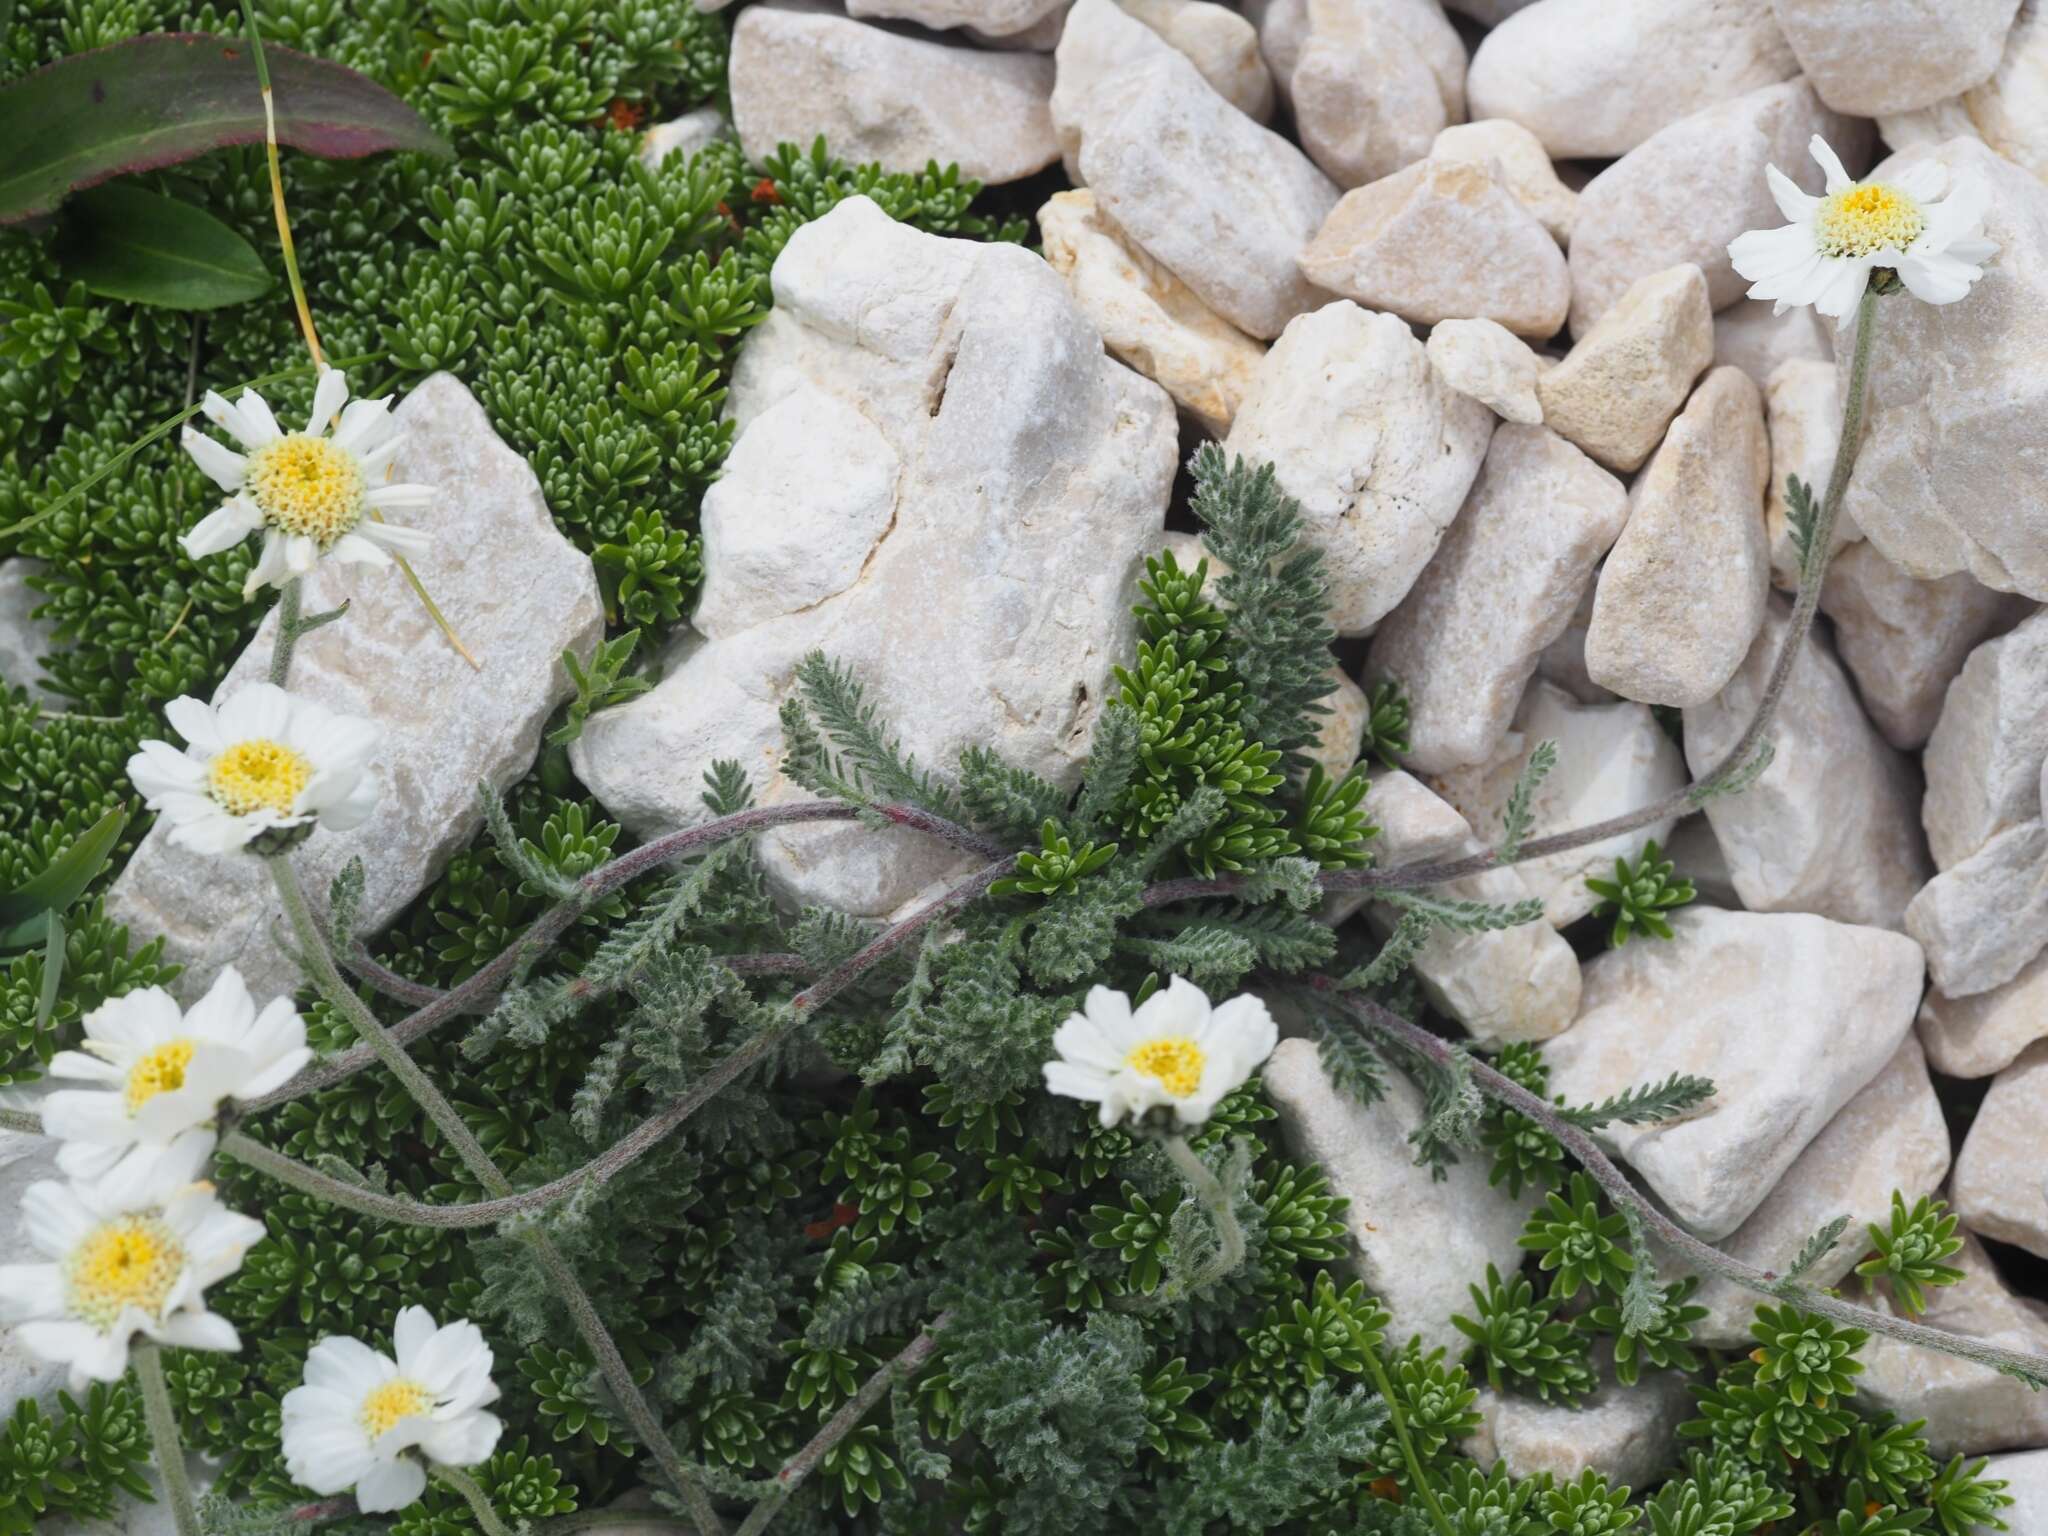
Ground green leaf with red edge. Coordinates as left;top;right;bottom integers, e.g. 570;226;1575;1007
0;31;451;226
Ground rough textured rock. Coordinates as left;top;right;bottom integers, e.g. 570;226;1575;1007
1224;302;1492;635
1369;425;1627;771
1771;0;2022;115
1119;0;1272;119
1667;813;1742;908
1821;542;2028;750
1426;319;1543;424
638;107;726;168
1843;139;2048;600
1880;0;2048;184
1051;0;1180;178
1465;0;1799;159
1568;81;1865;335
107;375;603;1003
1683;599;1934;931
1763;359;1856;590
573;198;1175;918
1921;610;2048;871
1533;584;1612;705
1537;264;1715;473
1953;1040;2048;1259
0;558;57;693
1431;119;1578;245
1263;1037;1529;1358
1300;158;1571;339
845;0;1069;35
1585;366;1770;708
1312;668;1369;784
1077;49;1339;338
1465;1373;1692;1487
1713;295;1832;384
1037;189;1265;435
1541;907;1925;1239
1904;820;2048;998
1919;944;2048;1077
730;4;1058;185
1271;0;1465;188
0;1085;61;1413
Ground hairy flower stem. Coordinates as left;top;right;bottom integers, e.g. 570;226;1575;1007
433;1465;516;1536
1158;1134;1247;1301
134;1343;202;1536
268;577;303;686
1352;1336;1455;1536
1312;978;2048;1386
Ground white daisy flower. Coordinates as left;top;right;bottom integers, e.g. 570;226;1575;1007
1728;134;1998;319
180;366;433;597
1043;976;1277;1130
126;683;381;856
40;967;312;1187
0;1135;261;1391
282;1307;504;1513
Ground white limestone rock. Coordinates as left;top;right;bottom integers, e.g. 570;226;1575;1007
1919;944;2048;1078
1533;584;1612;705
1585;366;1770;708
1921;610;2048;872
1224;302;1492;636
1841;139;2048;600
1465;1372;1692;1488
638;107;726;169
1541;907;1926;1239
106;375;603;1003
1904;820;2048;997
1051;0;1182;178
1431;119;1579;246
845;0;1070;35
1426;320;1543;426
1537;264;1715;474
1979;1450;2048;1528
1271;0;1466;189
1713;295;1832;385
1312;668;1369;784
1763;358;1858;590
1683;599;1934;931
730;4;1058;185
1369;425;1628;772
1465;0;1799;160
1300;158;1571;340
1952;1039;2048;1260
1077;49;1339;338
0;1085;61;1414
1880;0;2048;185
1568;81;1866;336
0;558;58;694
1770;0;2022;115
1667;813;1743;909
1118;0;1272;120
572;198;1177;919
1820;542;2029;751
1037;189;1265;436
1263;1037;1529;1359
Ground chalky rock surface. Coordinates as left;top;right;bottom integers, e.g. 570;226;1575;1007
1952;1040;2048;1259
1541;907;1925;1239
1763;359;1855;590
1537;264;1715;473
1920;610;2048;871
1465;1373;1691;1488
1713;295;1833;384
1265;0;1467;188
1882;0;2048;183
1904;820;2048;997
638;106;726;168
1224;302;1493;635
1842;139;2048;600
1038;189;1265;435
574;198;1176;918
1299;158;1571;338
1679;1036;1951;1346
1426;318;1544;424
1051;0;1181;178
1077;49;1340;338
730;4;1058;185
1465;0;1799;159
1532;584;1610;705
1820;543;2027;750
1980;1449;2048;1524
108;375;603;1003
1585;366;1770;707
1312;668;1370;784
1919;945;2048;1077
1431;119;1579;245
1369;425;1628;771
1858;1236;2048;1456
1770;0;2022;114
1263;1037;1528;1359
0;1085;62;1413
1120;0;1274;120
845;0;1069;31
1568;81;1863;335
1683;600;1933;931
0;558;57;692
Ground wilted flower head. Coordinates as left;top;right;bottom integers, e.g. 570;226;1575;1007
1043;976;1277;1130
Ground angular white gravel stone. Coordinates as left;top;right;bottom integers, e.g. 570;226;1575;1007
638;107;727;169
1426;319;1544;425
1918;944;2048;1078
1537;264;1714;474
1763;358;1857;590
1713;295;1832;385
845;0;1071;35
1920;610;2048;871
1430;119;1579;245
1770;0;2022;115
1952;1039;2048;1260
1271;0;1466;188
1120;0;1273;120
1466;1372;1693;1488
1880;0;2048;185
0;558;58;694
1904;820;2048;998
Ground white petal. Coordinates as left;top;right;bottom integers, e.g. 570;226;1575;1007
355;1454;427;1513
234;389;284;446
245;530;292;596
307;368;350;435
1764;164;1819;224
304;1335;394;1398
1051;1012;1124;1074
355;518;433;557
1043;1059;1113;1106
1202;993;1278;1070
40;1090;134;1148
150;1309;241;1354
362;483;434;514
1135;975;1212;1040
1891;159;1949;205
1078;985;1139;1051
188;965;258;1043
0;1263;66;1322
332;398;397;455
200;389;264;449
326;533;392;569
180;429;248;492
421;1409;501;1469
1895;249;1979;305
1814;256;1875;318
392;1306;439;1367
285;533;321;575
1809;134;1852;193
163;696;226;755
182;498;265;558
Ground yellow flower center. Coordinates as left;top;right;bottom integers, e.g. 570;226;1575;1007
1814;182;1926;259
65;1217;187;1327
244;433;365;546
125;1038;197;1114
1127;1036;1206;1098
207;738;312;817
361;1379;433;1438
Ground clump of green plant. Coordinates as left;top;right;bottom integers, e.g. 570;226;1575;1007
1584;839;1696;945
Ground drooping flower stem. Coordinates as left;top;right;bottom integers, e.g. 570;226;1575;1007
1157;1133;1248;1301
133;1342;202;1536
432;1464;517;1536
1352;1335;1455;1536
269;576;302;686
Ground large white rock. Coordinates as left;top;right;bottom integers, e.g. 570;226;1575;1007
1952;1040;2048;1260
1052;0;1180;179
1224;302;1492;636
1263;1037;1529;1359
1763;358;1857;590
1119;0;1273;120
1982;1450;2048;1527
638;107;726;169
1880;0;2048;185
1537;264;1715;474
106;375;603;1002
1532;583;1612;706
1077;49;1339;338
730;4;1058;185
0;558;57;694
0;1085;62;1415
1666;812;1743;909
1426;319;1544;425
1037;189;1265;436
1585;366;1771;708
1465;0;1799;160
572;199;1176;918
1841;139;2048;601
1266;0;1466;189
1713;296;1832;387
1904;820;2048;998
1568;81;1864;336
1541;907;1925;1239
1299;158;1572;340
846;0;1070;30
1682;599;1933;931
1921;611;2048;872
1919;944;2048;1078
1770;0;2022;115
1431;119;1579;246
1369;425;1628;772
1465;1372;1692;1488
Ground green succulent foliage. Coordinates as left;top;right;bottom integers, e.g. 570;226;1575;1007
1477;1042;1567;1199
1927;1453;2013;1534
1748;1304;1867;1408
1541;1469;1642;1536
0;1386;152;1536
1584;839;1696;946
1357;679;1412;769
991;818;1119;899
1856;1193;1966;1316
1369;1341;1483;1485
1581;1275;1709;1387
1518;1173;1635;1301
1452;1263;1596;1402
